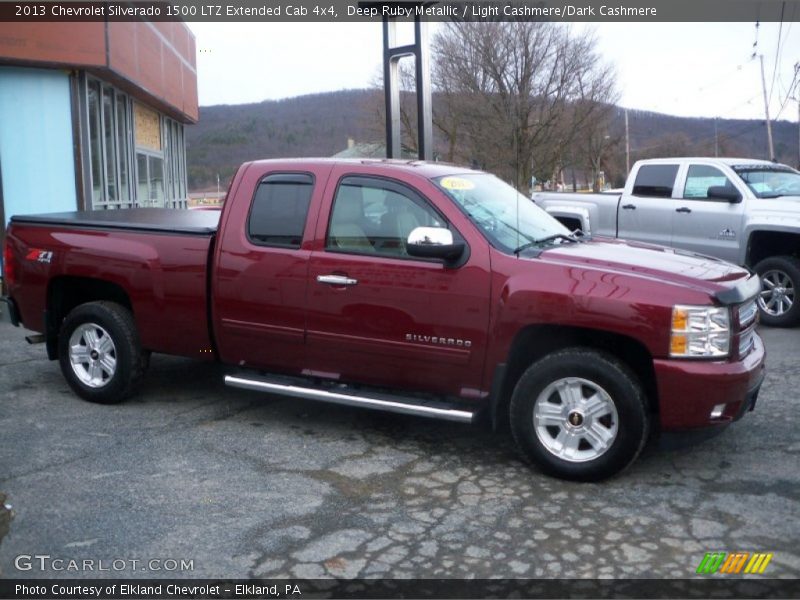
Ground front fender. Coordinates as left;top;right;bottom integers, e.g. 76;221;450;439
743;222;800;265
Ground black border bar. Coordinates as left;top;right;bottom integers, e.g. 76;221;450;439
2;1;799;22
2;578;800;599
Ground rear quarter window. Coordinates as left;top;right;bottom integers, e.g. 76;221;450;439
247;173;314;248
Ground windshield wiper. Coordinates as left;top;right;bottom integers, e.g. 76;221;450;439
513;241;539;255
513;233;579;255
537;233;581;245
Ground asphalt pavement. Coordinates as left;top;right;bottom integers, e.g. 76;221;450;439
0;321;798;582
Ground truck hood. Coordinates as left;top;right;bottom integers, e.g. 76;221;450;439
748;196;800;216
539;237;748;291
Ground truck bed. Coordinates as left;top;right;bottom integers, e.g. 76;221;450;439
532;191;621;238
7;209;217;359
11;208;219;236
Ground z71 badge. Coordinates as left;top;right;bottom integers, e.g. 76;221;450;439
25;249;54;264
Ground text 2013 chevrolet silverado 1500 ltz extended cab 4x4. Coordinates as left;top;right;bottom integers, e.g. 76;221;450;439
534;157;800;327
1;159;765;481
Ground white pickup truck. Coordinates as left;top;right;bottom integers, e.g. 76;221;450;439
534;157;800;327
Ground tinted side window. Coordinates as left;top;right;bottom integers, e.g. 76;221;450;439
247;174;314;248
327;177;446;257
683;165;734;199
632;165;679;197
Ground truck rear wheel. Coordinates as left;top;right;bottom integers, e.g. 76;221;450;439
754;256;800;327
509;348;649;482
58;301;146;404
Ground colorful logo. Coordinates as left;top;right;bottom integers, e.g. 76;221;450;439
25;249;53;264
696;552;773;575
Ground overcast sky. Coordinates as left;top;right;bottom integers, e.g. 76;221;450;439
189;21;800;122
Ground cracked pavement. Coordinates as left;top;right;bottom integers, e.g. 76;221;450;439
0;321;798;580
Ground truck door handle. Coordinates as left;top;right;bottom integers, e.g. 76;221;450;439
675;207;692;214
316;274;358;287
622;204;636;210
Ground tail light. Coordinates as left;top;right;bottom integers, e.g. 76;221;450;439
2;236;15;287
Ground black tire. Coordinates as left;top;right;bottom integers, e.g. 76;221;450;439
509;348;649;482
58;301;146;404
754;256;800;328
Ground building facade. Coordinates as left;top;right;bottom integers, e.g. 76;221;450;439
0;21;198;251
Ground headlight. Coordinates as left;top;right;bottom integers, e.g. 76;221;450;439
670;305;730;358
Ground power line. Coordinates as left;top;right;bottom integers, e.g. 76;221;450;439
724;122;768;142
631;123;761;154
697;59;755;95
716;93;762;117
629;120;764;155
767;2;786;106
775;3;796;92
775;67;799;120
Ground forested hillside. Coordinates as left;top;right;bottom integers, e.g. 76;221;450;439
186;88;799;191
185;89;377;190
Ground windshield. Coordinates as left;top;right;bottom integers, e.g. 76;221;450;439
733;166;800;198
433;173;570;254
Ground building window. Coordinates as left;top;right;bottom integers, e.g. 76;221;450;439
86;81;103;205
86;78;134;209
115;92;131;205
83;77;187;210
163;118;187;205
136;152;164;206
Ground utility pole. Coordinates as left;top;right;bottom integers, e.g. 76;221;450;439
714;118;719;157
759;54;776;161
624;109;630;174
796;63;800;169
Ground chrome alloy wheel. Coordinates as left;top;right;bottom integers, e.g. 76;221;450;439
533;377;619;463
68;323;117;388
758;270;795;317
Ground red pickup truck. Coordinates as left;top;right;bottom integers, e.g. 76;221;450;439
1;159;765;480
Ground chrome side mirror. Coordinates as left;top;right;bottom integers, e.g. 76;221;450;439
406;227;464;261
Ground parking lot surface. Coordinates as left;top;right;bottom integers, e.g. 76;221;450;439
0;321;798;580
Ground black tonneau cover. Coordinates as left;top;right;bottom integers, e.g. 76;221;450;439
10;208;219;235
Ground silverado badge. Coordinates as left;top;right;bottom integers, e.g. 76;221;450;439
406;334;472;348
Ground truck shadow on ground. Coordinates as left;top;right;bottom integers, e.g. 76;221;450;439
131;353;728;484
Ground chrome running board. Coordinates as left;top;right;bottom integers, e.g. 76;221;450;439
224;374;476;423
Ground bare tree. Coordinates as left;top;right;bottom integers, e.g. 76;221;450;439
430;59;471;163
431;21;617;190
572;105;623;191
636;132;695;160
363;21;617;186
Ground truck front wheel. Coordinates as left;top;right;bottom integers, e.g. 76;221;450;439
509;348;649;481
58;301;146;404
754;256;800;327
